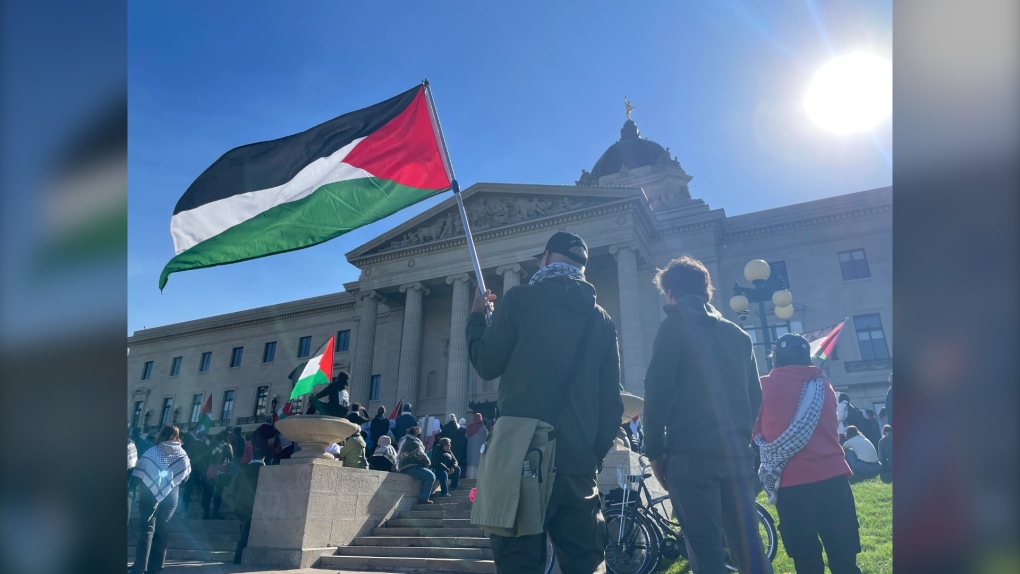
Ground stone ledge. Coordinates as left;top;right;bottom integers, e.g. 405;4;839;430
241;545;334;569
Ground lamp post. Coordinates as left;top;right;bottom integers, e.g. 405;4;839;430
729;259;795;371
271;396;279;414
172;408;180;424
143;410;151;428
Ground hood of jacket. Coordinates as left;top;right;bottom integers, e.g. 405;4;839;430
663;294;723;324
533;276;597;314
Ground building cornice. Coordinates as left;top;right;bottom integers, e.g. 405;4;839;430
129;301;357;346
723;204;891;240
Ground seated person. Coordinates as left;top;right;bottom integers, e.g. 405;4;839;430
842;425;882;481
370;435;397;472
431;437;460;497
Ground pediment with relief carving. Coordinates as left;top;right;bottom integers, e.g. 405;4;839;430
369;195;609;254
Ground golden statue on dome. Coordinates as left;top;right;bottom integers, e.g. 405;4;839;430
624;96;635;120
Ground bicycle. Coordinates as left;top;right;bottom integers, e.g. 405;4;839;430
605;457;778;574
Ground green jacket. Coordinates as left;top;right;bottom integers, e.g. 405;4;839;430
337;434;368;469
466;275;623;475
643;294;763;461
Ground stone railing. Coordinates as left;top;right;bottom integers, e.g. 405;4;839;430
844;357;893;373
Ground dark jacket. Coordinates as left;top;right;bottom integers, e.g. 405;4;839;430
314;381;349;417
441;421;459;440
397;435;430;472
347;410;370;426
452;427;468;466
370;415;391;443
432;449;459;473
643;295;763;464
394;412;417;442
466;275;623;475
232;462;264;520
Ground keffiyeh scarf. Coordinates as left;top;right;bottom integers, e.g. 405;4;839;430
132;442;191;503
528;262;585;285
754;377;826;504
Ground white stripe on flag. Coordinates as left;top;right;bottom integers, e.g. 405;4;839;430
170;137;372;254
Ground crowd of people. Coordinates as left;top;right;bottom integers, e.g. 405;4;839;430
128;231;893;574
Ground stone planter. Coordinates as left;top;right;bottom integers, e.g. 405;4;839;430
274;415;360;462
620;391;643;423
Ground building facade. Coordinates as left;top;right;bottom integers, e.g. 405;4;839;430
127;117;892;435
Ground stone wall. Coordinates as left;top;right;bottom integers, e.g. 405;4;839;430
242;460;419;569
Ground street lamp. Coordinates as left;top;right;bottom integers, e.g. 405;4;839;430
172;408;180;423
729;259;795;370
143;410;151;427
271;396;279;413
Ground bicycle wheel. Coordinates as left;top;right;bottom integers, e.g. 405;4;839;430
723;502;779;572
605;506;659;574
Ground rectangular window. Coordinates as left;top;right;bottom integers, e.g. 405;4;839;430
263;341;276;364
289;396;304;416
769;260;790;288
230;347;244;368
141;361;153;380
854;313;890;360
159;397;174;426
839;249;871;281
297;336;312;358
369;375;381;401
190;394;203;423
132;400;144;428
199;352;211;372
169;356;182;377
335;330;351;352
221;390;235;422
253;386;270;417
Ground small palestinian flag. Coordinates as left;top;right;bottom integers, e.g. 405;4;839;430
809;318;847;362
160;82;453;289
289;336;335;400
195;394;214;435
272;401;293;424
389;397;404;422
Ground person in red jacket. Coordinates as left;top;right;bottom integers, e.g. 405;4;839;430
754;333;862;574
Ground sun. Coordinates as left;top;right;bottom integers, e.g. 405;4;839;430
805;53;892;134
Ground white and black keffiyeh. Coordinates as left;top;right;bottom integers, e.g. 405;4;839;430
132;442;191;503
528;262;585;285
755;377;826;504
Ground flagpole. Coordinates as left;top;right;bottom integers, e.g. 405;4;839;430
423;81;491;318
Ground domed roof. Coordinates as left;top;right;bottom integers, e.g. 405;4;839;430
590;119;668;179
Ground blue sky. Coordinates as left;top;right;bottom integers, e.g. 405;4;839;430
128;1;891;334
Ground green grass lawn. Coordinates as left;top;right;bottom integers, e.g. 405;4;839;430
658;478;892;573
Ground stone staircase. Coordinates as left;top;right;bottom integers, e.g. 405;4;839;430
127;490;242;564
318;477;496;573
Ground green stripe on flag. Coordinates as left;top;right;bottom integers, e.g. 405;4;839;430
160;177;442;289
291;370;330;400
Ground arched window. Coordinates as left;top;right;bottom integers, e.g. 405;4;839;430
426;371;439;398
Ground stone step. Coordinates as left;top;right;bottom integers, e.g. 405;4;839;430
317;555;495;573
127;548;234;562
414;503;470;512
333;546;493;560
398;510;472;520
386;518;472;528
373;527;485;537
352;536;490;548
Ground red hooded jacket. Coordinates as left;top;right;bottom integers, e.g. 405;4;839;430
754;365;851;487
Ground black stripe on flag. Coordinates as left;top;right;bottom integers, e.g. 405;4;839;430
172;85;421;215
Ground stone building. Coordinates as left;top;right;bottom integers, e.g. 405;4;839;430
127;116;892;435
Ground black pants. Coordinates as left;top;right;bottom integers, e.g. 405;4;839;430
775;475;861;574
665;454;773;574
131;487;179;574
234;518;252;564
201;476;223;518
489;473;607;574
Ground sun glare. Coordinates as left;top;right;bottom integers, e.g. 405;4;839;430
805;53;892;135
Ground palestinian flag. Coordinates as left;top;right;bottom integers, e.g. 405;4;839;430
289;336;335;400
160;82;453;289
389;397;404;422
272;401;293;424
808;318;847;361
195;394;214;435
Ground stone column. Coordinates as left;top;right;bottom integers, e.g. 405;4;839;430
611;244;647;397
396;282;429;408
496;263;523;295
445;274;472;418
350;290;380;406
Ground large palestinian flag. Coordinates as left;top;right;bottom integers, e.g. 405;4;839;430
160;83;453;289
